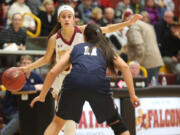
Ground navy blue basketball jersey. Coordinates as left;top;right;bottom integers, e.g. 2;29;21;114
62;43;111;94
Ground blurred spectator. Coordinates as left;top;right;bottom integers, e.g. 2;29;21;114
126;18;164;83
0;55;44;135
0;1;10;27
88;7;105;26
19;55;44;91
76;0;96;24
0;91;19;135
115;0;131;19
154;0;167;18
154;10;174;52
130;0;144;14
0;13;26;49
160;23;180;74
141;0;174;18
129;61;141;77
91;0;101;7
0;13;27;67
53;0;74;7
100;0;112;8
38;0;57;36
158;16;180;84
157;0;174;19
66;0;78;9
144;0;160;25
155;0;174;11
2;0;14;5
0;2;3;29
122;8;133;21
53;0;64;7
170;22;180;39
141;11;150;23
7;0;36;31
105;9;132;53
106;26;129;51
176;50;180;84
179;8;180;23
102;7;119;25
119;45;128;62
105;30;123;52
26;0;43;16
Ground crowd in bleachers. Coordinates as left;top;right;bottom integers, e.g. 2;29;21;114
0;0;178;33
0;0;179;82
0;1;180;134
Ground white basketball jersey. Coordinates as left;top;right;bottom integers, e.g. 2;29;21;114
52;26;84;93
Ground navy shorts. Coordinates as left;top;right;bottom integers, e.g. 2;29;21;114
56;90;120;123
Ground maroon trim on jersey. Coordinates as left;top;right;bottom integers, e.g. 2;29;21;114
74;25;82;33
56;26;82;46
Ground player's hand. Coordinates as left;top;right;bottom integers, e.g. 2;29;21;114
130;95;140;108
30;96;45;108
19;66;31;73
128;14;143;25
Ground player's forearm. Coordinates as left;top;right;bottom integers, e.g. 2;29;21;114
121;65;136;97
39;71;56;99
39;61;69;99
114;55;136;96
102;14;142;34
25;56;50;71
101;21;131;34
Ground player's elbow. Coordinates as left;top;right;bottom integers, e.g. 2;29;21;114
120;63;129;71
43;56;52;64
48;70;57;78
105;26;111;33
101;26;108;34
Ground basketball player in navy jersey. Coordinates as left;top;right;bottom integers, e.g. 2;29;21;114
30;24;140;135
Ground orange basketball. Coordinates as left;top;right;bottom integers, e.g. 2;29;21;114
1;67;26;92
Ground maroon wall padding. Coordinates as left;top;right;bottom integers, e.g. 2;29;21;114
158;74;177;85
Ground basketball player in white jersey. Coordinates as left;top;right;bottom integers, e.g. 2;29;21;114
21;5;142;135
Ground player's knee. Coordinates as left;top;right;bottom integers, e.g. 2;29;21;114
109;121;128;135
107;113;128;135
53;115;66;127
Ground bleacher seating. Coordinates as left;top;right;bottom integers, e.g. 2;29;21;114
26;36;48;50
159;65;171;74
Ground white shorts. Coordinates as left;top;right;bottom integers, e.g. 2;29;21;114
52;74;66;95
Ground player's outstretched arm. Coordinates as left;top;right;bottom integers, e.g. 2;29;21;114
20;34;56;73
30;49;72;108
114;54;140;108
100;14;142;34
78;14;142;34
78;25;86;34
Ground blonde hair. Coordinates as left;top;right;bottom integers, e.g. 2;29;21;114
20;55;33;63
141;11;149;17
91;7;102;19
40;0;55;14
141;11;150;18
